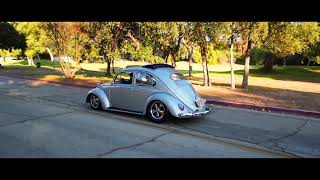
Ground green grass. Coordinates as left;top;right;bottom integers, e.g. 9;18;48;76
235;66;320;83
2;59;319;83
2;59;60;69
179;65;320;83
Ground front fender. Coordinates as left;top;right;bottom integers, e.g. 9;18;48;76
86;87;110;110
143;92;191;117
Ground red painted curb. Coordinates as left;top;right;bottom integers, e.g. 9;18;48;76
1;73;319;119
206;99;320;119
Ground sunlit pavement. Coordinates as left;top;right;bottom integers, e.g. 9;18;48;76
0;75;319;158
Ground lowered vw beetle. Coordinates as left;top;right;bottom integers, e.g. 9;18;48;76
86;64;213;123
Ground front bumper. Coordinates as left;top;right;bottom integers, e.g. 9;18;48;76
178;105;214;118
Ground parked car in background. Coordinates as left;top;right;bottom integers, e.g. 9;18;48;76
86;64;213;123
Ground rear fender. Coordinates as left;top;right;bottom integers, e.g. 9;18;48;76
143;92;191;117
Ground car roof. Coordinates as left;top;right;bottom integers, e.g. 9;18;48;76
122;64;177;77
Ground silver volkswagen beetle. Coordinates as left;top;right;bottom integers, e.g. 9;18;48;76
86;64;212;123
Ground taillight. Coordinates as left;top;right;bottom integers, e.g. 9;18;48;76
178;104;185;111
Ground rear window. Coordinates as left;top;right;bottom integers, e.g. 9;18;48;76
170;73;187;80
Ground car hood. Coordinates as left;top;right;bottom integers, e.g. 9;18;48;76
169;80;200;111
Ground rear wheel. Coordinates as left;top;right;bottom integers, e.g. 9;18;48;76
89;94;102;110
147;101;169;123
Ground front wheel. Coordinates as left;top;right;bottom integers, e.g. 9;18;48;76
89;94;102;110
147;101;169;123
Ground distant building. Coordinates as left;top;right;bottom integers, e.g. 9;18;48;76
52;56;74;62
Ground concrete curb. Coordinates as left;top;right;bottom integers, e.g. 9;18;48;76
1;73;319;119
0;73;95;89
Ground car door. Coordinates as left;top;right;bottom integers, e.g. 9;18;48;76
109;71;135;111
130;71;158;112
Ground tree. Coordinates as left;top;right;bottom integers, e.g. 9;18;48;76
237;22;268;88
0;49;10;61
190;22;231;87
264;22;319;71
25;49;36;65
15;22;49;65
192;22;211;86
0;22;26;61
229;23;237;89
0;22;26;51
44;22;88;78
299;23;320;66
46;48;55;62
83;22;140;75
182;22;197;77
140;22;182;67
305;42;320;65
10;49;22;58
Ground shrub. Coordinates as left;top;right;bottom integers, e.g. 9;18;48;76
236;47;269;65
10;49;22;58
192;45;231;65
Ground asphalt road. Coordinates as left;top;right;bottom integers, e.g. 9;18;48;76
0;75;319;158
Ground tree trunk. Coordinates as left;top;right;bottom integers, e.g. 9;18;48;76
230;41;235;89
307;57;311;66
283;56;287;66
206;57;211;86
46;48;54;62
242;40;252;89
105;55;111;75
111;58;115;74
165;53;169;64
200;45;210;86
171;52;176;67
27;57;35;66
263;53;274;73
188;45;195;77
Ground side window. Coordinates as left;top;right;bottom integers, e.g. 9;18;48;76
135;72;156;86
114;71;133;85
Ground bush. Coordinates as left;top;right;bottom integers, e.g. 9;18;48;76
315;56;320;64
0;49;10;57
236;47;269;65
192;45;231;65
10;49;22;58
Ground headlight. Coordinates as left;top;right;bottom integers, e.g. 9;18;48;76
178;103;185;111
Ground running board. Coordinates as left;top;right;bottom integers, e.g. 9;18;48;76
106;108;144;115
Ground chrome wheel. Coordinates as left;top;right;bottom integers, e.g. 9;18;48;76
150;101;166;120
90;94;101;109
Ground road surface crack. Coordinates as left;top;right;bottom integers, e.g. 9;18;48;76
96;129;179;157
0;111;75;128
172;122;299;158
257;119;310;145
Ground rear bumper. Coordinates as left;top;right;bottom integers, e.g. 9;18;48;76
178;105;214;118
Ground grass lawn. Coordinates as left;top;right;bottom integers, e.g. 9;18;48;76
1;59;319;111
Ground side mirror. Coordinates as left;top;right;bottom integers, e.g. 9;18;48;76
96;82;101;87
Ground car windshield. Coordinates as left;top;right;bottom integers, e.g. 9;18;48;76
170;73;187;80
